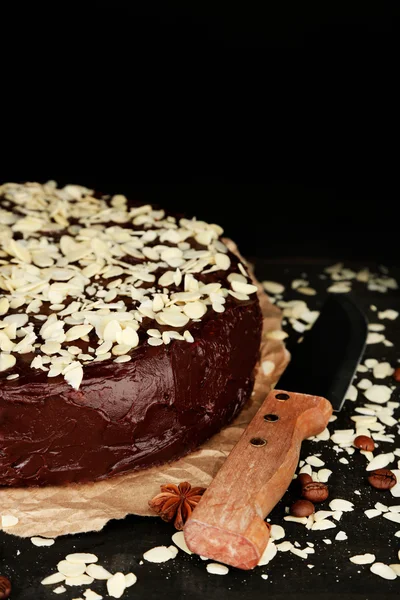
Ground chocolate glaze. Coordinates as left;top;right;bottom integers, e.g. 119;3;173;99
0;278;262;488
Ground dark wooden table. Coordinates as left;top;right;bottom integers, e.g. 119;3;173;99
1;259;399;600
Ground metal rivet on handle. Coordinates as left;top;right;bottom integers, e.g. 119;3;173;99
276;392;290;401
264;414;279;422
250;437;267;447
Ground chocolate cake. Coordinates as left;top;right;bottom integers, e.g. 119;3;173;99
0;182;262;487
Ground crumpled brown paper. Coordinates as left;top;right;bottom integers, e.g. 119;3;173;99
0;243;290;539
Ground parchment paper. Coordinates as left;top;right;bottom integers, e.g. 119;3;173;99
0;243;290;538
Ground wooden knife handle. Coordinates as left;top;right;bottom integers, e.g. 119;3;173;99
184;389;332;570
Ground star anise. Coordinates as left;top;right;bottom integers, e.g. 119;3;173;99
149;481;206;530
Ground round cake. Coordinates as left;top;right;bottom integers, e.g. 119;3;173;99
0;182;262;487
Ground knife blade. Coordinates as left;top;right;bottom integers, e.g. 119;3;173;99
184;295;368;569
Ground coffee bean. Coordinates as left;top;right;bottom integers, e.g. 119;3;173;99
290;499;315;517
394;367;400;383
354;435;375;451
0;576;11;599
302;482;329;503
368;468;397;490
297;473;313;487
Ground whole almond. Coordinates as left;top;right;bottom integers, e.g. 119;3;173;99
290;499;315;517
354;435;375;451
302;482;329;503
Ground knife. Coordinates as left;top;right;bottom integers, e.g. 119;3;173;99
184;295;368;570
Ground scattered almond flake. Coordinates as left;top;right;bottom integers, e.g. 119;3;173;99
357;378;373;390
31;536;55;547
172;531;192;555
339;457;349;465
270;524;285;541
383;339;394;347
85;564;112;580
284;516;308;525
107;572;126;598
388;505;400;513
63;362;84;390
313;428;330;442
290;547;309;559
378;309;398;320
329;499;354;512
383;512;400;524
42;573;67;585
390;484;400;498
345;385;358;402
276;541;293;552
291;278;308;290
317;469;332;482
299;464;313;476
0;352;16;372
206;563;229;575
296;286;317;296
114;354;131;363
361;450;375;462
323;539;332;544
1;514;19;527
306;455;325;467
314;511;334;522
230;280;258;295
261;360;275;376
370;562;397;580
65;574;94;587
257;541;277;566
311;520;336;531
124;573;137;588
261;574;269;580
327;282;351;293
53;585;67;594
143;545;178;563
83;588;103;600
58;561;86;577
148;337;163;347
369;323;385;332
389;564;400;576
373;361;394;379
6;373;19;380
364;385;392;404
262;281;285;295
183;330;194;343
335;531;347;541
66;553;98;564
367;332;386;345
350;553;376;565
376;502;390;513
266;330;288;340
366;452;395;472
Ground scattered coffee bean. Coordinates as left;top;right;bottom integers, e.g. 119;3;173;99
394;367;400;383
290;499;315;517
354;435;375;451
302;482;329;503
368;468;397;490
0;576;11;600
297;473;313;487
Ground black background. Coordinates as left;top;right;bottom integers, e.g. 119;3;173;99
1;4;399;264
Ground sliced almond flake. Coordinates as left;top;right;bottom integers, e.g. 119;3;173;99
53;585;67;594
270;524;285;541
183;330;194;343
314;511;334;522
378;309;398;320
332;511;343;521
262;281;285;295
316;469;332;482
114;355;131;363
31;536;55;547
357;364;368;373
306;456;325;467
370;562;397;580
373;362;394;379
357;378;373;390
345;385;358;402
367;332;385;345
329;499;354;512
266;330;288;341
148;337;163;347
206;563;229;575
124;573;137;588
290;547;309;559
143;545;178;563
182;301;207;319
172;531;192;554
85;564;112;580
364;385;392;404
257;541;277;566
284;516;308;525
365;509;382;519
64;363;84;390
327;282;351;293
389;564;400;576
231;280;258;295
276;541;293;552
366;452;395;472
65;574;94;586
390;484;400;498
311;519;336;531
350;553;376;565
296;286;317;296
335;531;347;541
58;561;86;577
0;352;16;372
41;573;66;585
383;512;400;524
66;553;98;564
1;514;19;527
